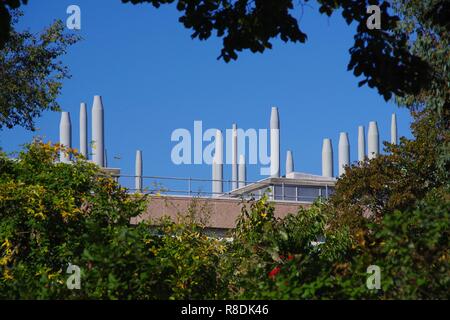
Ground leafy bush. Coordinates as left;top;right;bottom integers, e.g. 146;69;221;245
327;109;447;234
363;188;449;299
216;190;448;300
0;141;224;299
217;197;355;299
0;141;448;299
0;141;148;298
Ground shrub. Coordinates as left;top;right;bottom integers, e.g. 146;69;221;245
0;141;148;298
1;140;448;300
0;142;226;299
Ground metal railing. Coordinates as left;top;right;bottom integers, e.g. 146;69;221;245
115;174;264;198
111;174;332;203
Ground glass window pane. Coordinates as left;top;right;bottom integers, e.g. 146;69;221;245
298;186;320;202
284;186;296;201
274;185;282;200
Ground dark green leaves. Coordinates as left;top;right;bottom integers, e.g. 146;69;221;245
0;1;28;49
121;0;433;102
0;13;79;130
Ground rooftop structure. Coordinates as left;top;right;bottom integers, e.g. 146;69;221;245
57;95;398;207
225;173;336;203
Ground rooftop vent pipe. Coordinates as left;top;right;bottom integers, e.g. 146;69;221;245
135;150;143;193
391;113;397;145
212;130;223;197
238;154;246;189
59;111;72;163
338;132;350;176
270;107;280;178
79;103;88;158
92;95;105;167
231;123;238;190
286;150;294;175
358;125;365;162
322;138;333;178
368;121;379;159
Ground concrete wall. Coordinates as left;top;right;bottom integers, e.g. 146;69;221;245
131;195;308;229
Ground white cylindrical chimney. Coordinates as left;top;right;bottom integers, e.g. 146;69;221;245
286;150;294;175
358;125;365;162
212;130;223;197
59;111;72;163
135;150;143;193
231;123;238;190
79;102;88;159
338;132;350;176
270;107;280;178
238;154;246;189
322;138;333;178
368;121;379;159
92;95;105;167
391;113;397;145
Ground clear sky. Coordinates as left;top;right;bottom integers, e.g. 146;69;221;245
1;0;413;192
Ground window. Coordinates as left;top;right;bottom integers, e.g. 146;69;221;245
273;185;295;201
297;186;321;202
274;185;282;200
246;184;334;202
284;186;296;201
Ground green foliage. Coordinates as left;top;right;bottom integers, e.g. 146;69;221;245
392;0;449;183
393;0;449;114
327;107;447;234
0;142;448;299
214;96;449;299
0;11;79;130
215;189;449;300
1;1;438;102
0;142;225;299
367;188;449;299
148;218;226;300
217;197;354;299
0;1;28;49
0;141;147;298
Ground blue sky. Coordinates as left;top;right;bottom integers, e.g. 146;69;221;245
0;0;413;192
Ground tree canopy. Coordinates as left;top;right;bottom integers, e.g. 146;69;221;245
120;0;445;100
1;0;446;103
0;12;79;130
0;1;28;49
1;1;447;130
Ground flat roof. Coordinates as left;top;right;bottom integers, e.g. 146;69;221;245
225;172;336;197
